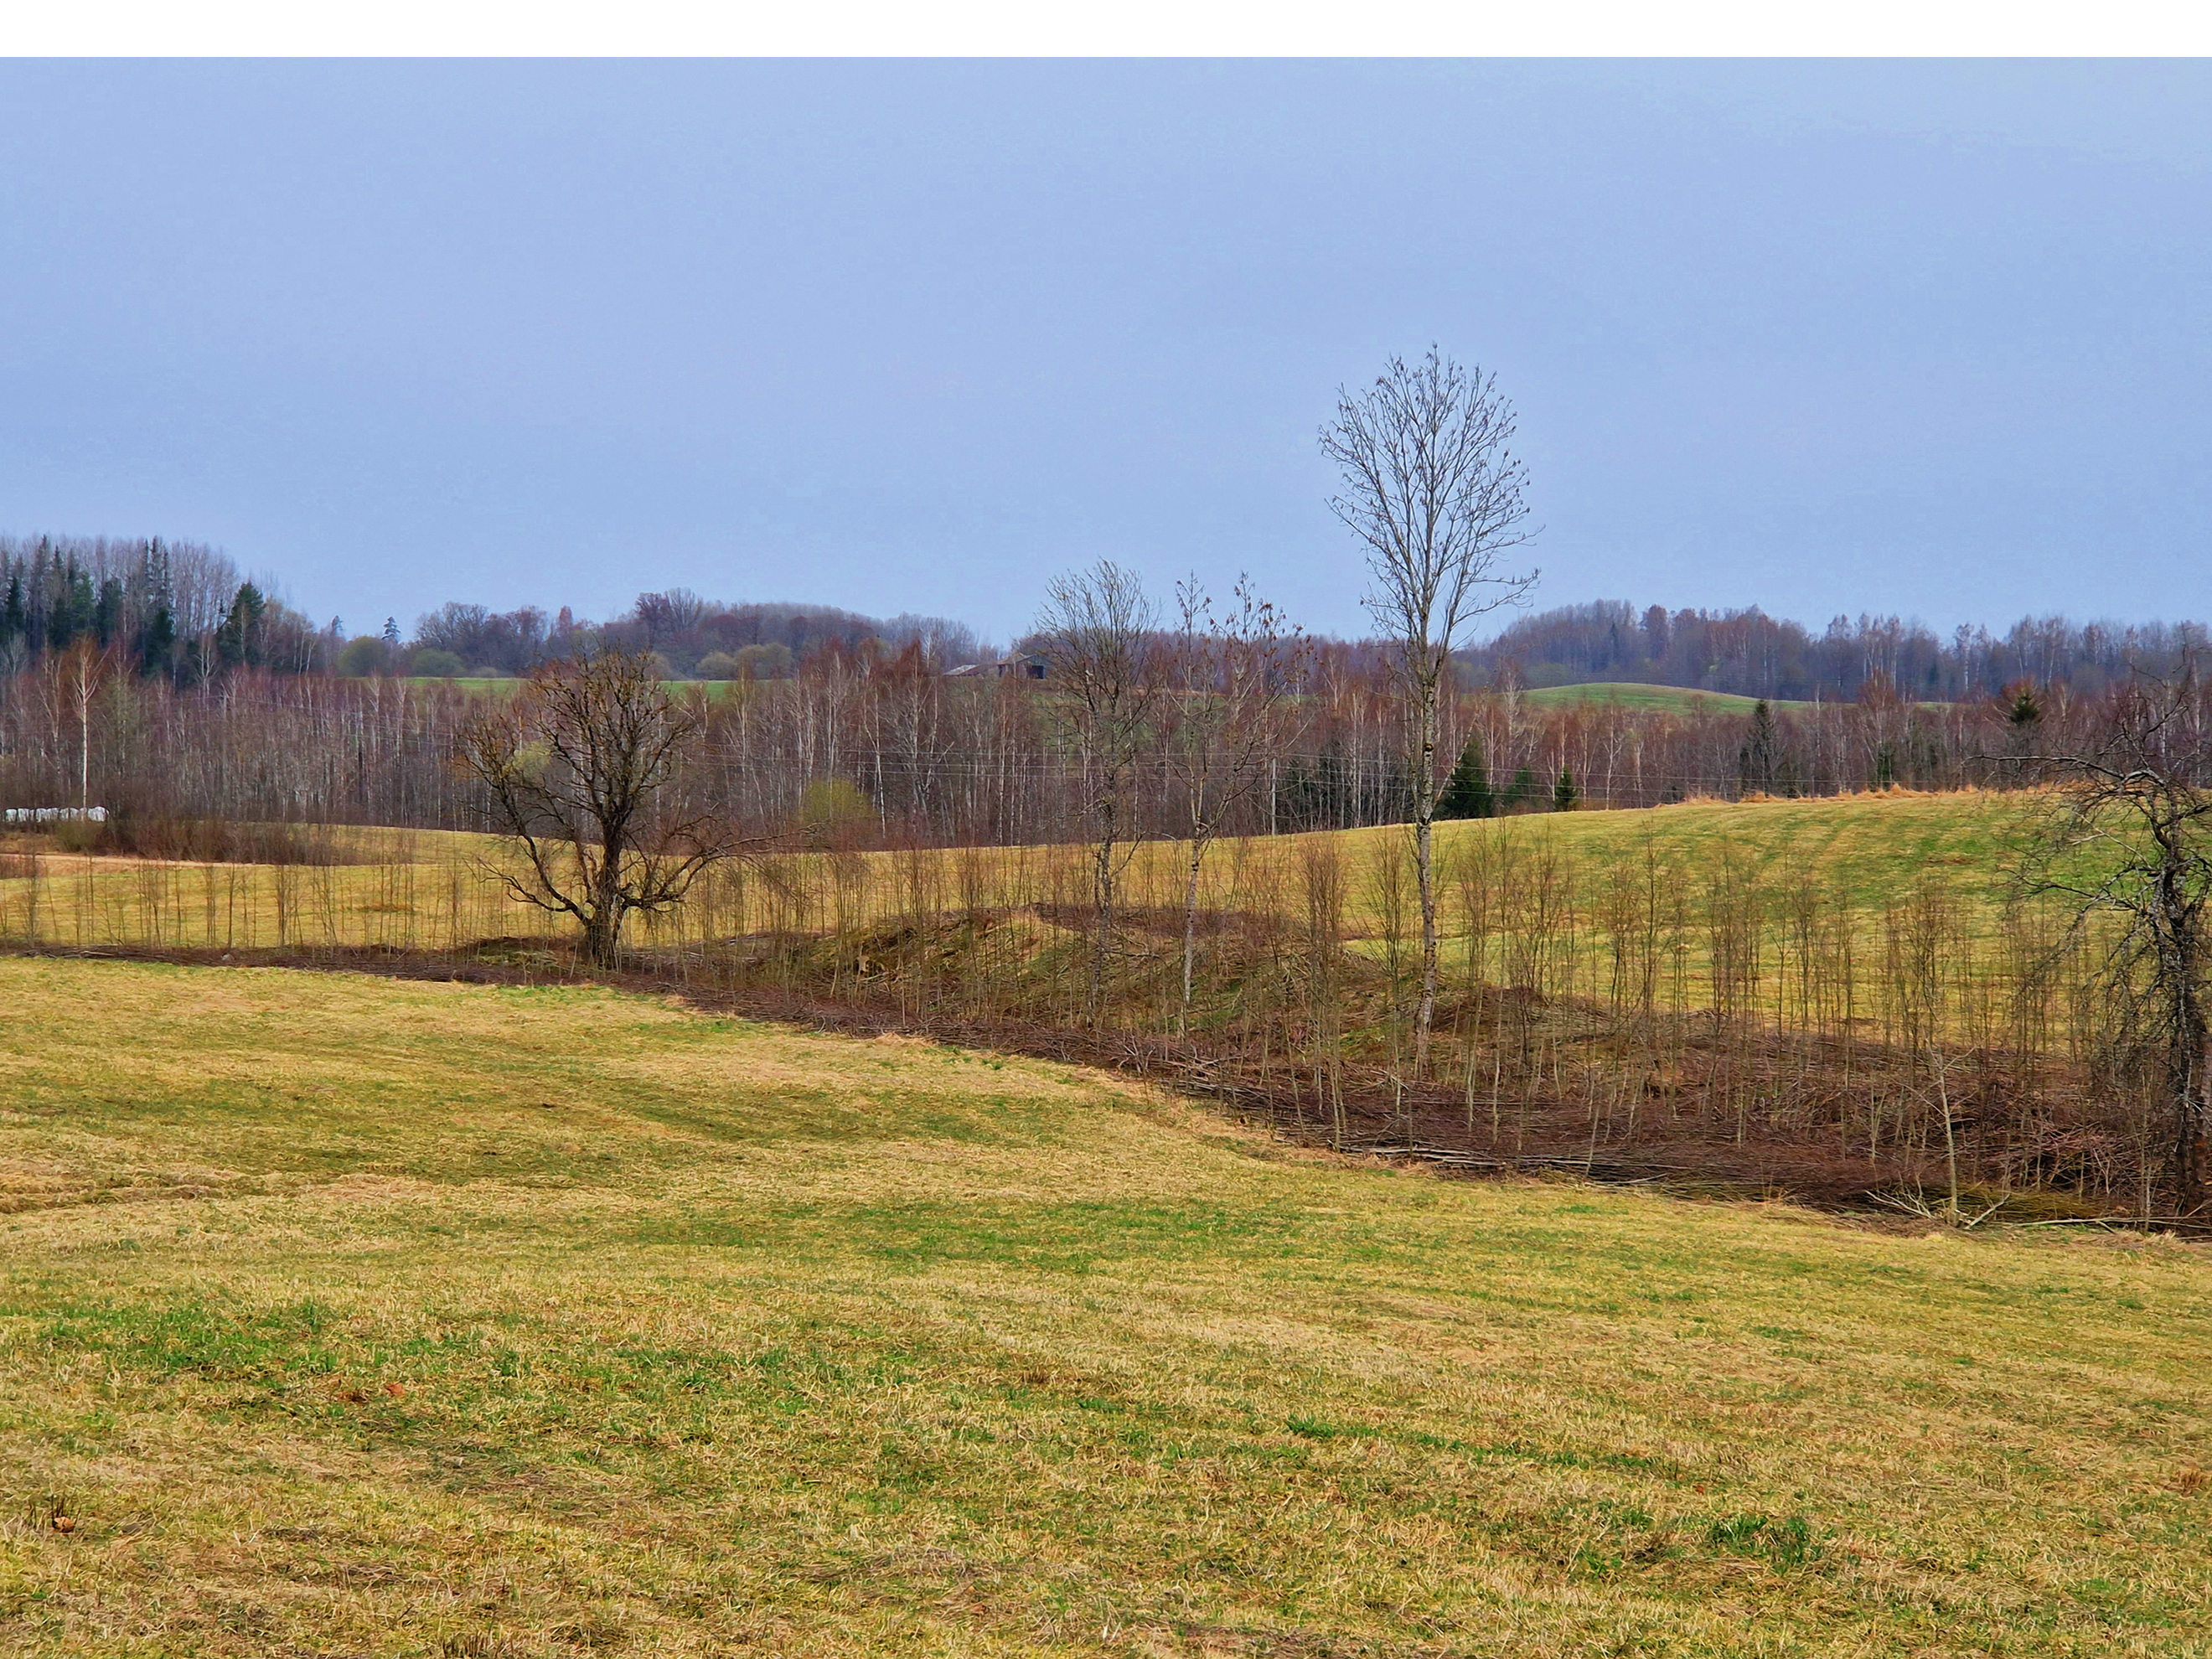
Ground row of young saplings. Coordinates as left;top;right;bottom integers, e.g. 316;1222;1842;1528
671;829;2153;1217
0;823;2162;1217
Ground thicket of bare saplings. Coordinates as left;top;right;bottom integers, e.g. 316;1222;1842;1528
0;788;2186;1222
0;834;2174;1212
683;824;2178;1221
10;524;2199;699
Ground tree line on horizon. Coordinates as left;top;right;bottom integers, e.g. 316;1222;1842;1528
367;592;984;682
1466;597;2212;703
3;533;2206;707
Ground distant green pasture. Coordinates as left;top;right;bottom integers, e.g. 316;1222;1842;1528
1517;681;1811;715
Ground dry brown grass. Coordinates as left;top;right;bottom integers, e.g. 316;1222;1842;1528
0;958;2205;1654
0;788;2039;954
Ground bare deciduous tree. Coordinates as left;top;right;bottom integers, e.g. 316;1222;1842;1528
1322;347;1537;1072
1167;574;1308;1030
54;640;116;814
1036;561;1161;1023
456;649;724;968
2022;665;2212;1213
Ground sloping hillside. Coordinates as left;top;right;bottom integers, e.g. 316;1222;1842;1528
0;958;2204;1656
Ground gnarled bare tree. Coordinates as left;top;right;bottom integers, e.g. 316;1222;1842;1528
1322;347;1537;1072
2021;664;2212;1215
457;649;724;968
1036;561;1161;1024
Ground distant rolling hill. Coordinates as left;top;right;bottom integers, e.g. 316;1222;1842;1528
1517;681;1817;714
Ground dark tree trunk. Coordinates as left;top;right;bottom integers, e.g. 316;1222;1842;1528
583;907;623;969
2173;989;2209;1214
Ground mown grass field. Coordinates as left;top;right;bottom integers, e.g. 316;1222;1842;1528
0;957;2205;1656
1517;683;1804;716
385;678;1826;715
0;789;2041;955
1430;788;2032;914
375;678;746;697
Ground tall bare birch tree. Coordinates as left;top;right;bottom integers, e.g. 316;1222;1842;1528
57;640;115;814
1036;561;1160;1023
1322;347;1537;1071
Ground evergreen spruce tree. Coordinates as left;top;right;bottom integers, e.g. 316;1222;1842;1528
1502;765;1538;812
219;582;266;669
2002;681;2044;760
49;559;95;651
1552;767;1579;812
0;573;24;655
92;576;124;647
1437;734;1495;819
138;602;175;675
1738;698;1778;796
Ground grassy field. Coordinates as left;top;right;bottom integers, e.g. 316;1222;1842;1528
1517;682;1802;716
385;680;1781;711
1432;788;2030;912
0;789;2041;953
380;678;1832;715
0;956;2205;1656
375;678;746;697
0;790;2069;1066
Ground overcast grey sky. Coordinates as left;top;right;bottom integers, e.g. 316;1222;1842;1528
0;59;2205;644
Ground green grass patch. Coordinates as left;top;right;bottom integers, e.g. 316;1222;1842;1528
1517;680;1813;714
